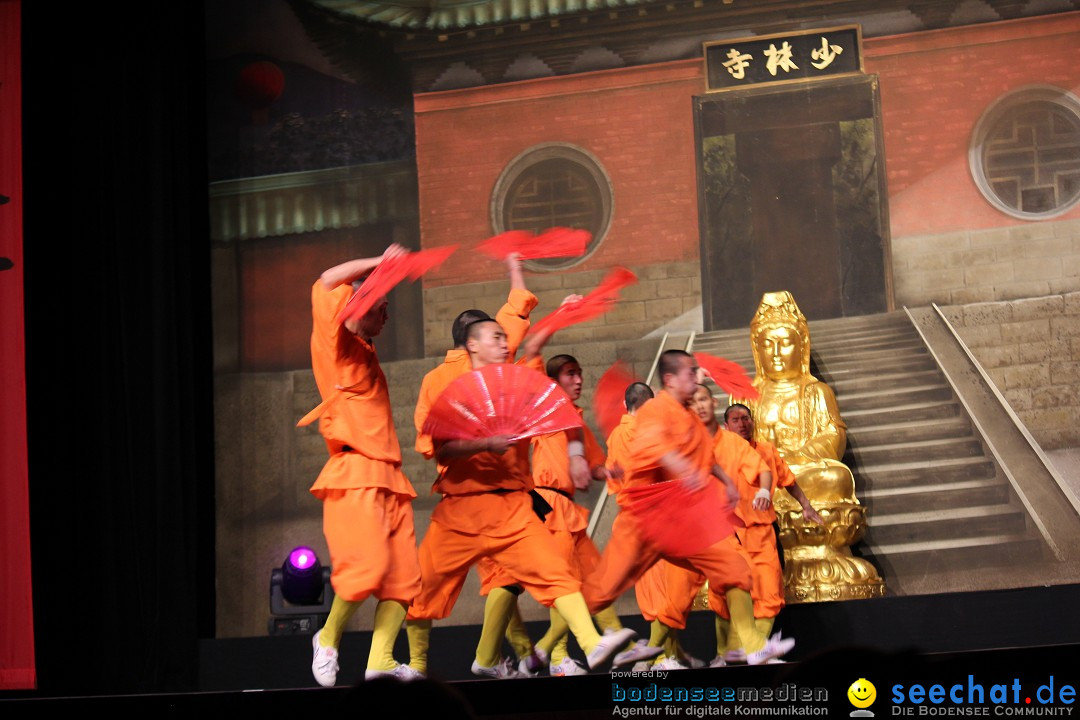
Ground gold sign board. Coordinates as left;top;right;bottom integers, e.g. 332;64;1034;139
704;25;864;93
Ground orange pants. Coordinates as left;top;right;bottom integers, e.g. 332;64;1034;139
710;524;784;619
407;518;581;620
478;527;600;595
321;487;422;604
583;513;751;615
655;563;707;630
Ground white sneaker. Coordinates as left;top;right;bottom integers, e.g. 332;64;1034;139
587;628;639;669
518;648;549;676
365;663;426;681
311;631;339;687
610;637;663;668
550;657;588;676
683;653;706;669
724;648;747;664
652;656;691;670
746;633;795;666
631;661;652;672
708;656;728;668
472;656;528;679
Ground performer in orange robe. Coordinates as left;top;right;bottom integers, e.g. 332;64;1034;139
405;320;638;676
711;402;823;662
582;350;794;665
300;244;423;686
516;357;657;676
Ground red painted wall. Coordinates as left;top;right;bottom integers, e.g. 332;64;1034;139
866;12;1080;238
415;61;704;288
413;12;1080;290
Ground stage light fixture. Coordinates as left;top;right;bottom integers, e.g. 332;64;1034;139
269;545;334;635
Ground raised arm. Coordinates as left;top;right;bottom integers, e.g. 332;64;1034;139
319;243;408;289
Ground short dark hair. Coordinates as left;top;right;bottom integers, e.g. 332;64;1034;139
624;382;654;412
724;403;753;423
465;318;500;343
658;349;692;383
545;354;578;379
452;309;491;347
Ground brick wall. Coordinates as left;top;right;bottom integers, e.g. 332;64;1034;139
939;292;1080;450
865;12;1080;239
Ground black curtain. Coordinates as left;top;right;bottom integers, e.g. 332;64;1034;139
23;4;215;695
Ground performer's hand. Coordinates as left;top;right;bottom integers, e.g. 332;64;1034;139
381;243;408;263
560;293;584;306
570;455;591;490
752;488;772;511
505;251;522;272
801;503;825;525
486;435;513;455
696;366;712;384
605;465;625;481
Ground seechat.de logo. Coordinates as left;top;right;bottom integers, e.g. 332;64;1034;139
850;678;878;717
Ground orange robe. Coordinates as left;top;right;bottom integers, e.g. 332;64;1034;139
582;391;752;615
709;434;790;619
479;407;604;595
604;414;636;497
410;289;538;595
305;281;420;603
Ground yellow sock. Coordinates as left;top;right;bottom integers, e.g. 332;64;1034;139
319;594;361;648
649;620;669;648
725;588;764;654
593;605;622;634
755;616;775;639
366;600;406;671
475;587;517;667
660;630;678;664
405;619;431;674
715;615;731;656
536;606;569;657
505;604;534;660
553;593;602;656
552;634;570;666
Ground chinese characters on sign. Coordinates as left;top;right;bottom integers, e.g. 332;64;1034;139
705;27;862;92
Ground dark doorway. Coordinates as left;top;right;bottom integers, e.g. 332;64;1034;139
694;74;893;330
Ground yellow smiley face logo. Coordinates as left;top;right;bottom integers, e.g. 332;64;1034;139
848;678;876;708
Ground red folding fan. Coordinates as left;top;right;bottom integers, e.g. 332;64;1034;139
422;363;584;442
477;227;591;261
693;352;759;401
527;267;638;338
623;479;740;556
593;360;641;438
338;245;459;324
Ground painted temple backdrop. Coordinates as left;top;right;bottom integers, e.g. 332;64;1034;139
206;0;1080;638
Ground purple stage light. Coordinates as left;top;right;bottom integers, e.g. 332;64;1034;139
288;546;317;571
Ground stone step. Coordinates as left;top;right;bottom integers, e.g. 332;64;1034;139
814;355;939;380
853;455;998;489
844;415;971;447
860;477;1010;515
847;436;984;466
859;532;1046;575
842;400;962;428
827;369;944;394
835;384;954;411
863;504;1029;546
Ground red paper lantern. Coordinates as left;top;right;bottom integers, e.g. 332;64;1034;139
235;61;285;111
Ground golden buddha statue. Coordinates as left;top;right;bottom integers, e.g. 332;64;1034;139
745;291;885;602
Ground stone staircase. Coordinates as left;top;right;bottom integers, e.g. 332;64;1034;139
690;311;1049;594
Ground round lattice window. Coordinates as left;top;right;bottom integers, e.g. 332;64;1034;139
490;143;613;271
970;86;1080;220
